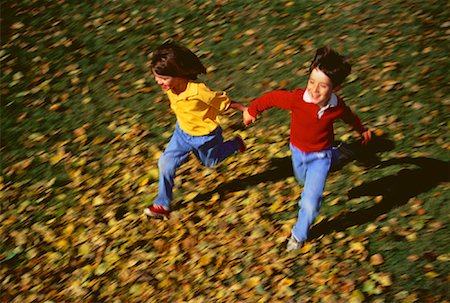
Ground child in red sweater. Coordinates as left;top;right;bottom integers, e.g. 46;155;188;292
243;47;372;251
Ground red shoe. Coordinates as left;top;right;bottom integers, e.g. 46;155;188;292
234;135;246;153
144;205;170;219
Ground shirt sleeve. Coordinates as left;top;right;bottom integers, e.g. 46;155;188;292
248;90;297;117
340;100;366;133
197;83;231;112
209;91;231;112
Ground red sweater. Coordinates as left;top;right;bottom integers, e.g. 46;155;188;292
248;89;366;152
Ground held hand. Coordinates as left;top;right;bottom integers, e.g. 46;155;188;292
230;101;247;112
243;109;256;126
361;129;372;145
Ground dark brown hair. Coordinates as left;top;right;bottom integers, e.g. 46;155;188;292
309;47;351;87
151;41;206;80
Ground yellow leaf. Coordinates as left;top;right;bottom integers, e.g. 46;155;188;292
46;251;62;263
247;276;261;287
405;232;417;242
328;197;340;206
300;242;313;253
370;253;384;266
64;223;75;236
82;97;92;104
339;133;352;142
49;103;61;111
55;239;69;250
104;252;120;266
139;177;149;187
82;264;94;275
437;253;450;262
349;290;365;303
425;271;440;278
92;136;107;144
105;225;120;236
381;80;399;91
185;192;198;201
279;277;294;286
374;195;383;203
365;224;378;233
348;241;366;254
211;193;220;202
78;243;91;256
244;29;256;36
269;201;282;213
198;254;213;266
93;196;105;206
377;273;392;286
49;154;65;165
95;262;108;275
148;168;159;180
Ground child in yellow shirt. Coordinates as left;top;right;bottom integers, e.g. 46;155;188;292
144;41;247;219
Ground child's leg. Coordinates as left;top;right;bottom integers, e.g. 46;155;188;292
192;127;239;167
154;125;192;209
290;146;332;242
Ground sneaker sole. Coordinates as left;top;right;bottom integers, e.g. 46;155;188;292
144;208;169;219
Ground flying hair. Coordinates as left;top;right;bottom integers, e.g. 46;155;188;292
309;47;351;87
151;41;206;80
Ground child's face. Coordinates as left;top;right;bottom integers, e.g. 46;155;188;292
306;68;335;107
152;70;183;92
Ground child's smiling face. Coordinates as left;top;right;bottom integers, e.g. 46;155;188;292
152;69;178;91
152;69;189;95
306;68;335;108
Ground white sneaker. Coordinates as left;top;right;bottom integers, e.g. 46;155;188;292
286;234;303;252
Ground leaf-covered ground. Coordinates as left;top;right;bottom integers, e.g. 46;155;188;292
1;1;449;302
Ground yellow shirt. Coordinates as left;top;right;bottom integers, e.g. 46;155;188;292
166;81;231;136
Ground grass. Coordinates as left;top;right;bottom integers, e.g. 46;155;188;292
1;0;449;302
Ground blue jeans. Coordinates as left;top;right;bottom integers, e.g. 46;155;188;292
290;144;336;242
154;123;239;209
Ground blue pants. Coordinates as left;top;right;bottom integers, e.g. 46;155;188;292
290;144;336;242
154;124;239;209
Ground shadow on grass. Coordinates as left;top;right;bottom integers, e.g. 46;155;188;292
0;1;15;45
192;156;293;203
191;135;449;239
193;134;395;203
309;156;450;239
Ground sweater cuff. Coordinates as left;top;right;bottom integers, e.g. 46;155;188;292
247;106;258;118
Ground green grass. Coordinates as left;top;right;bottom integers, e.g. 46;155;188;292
1;0;449;302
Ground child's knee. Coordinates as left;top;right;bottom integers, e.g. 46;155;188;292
300;195;322;215
158;154;174;172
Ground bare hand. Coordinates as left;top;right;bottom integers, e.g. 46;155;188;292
361;129;372;145
243;109;256;126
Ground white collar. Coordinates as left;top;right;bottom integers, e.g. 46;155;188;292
304;90;338;119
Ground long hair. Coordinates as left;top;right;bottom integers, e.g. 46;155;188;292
309;47;351;87
151;41;206;80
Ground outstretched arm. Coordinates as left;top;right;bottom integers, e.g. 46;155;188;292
230;101;247;112
243;90;298;126
341;102;372;145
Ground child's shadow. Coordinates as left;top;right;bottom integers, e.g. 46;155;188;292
193;134;395;202
309;156;450;239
